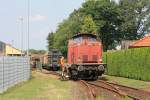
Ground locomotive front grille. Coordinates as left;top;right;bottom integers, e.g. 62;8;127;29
82;55;98;63
92;55;98;61
82;55;88;62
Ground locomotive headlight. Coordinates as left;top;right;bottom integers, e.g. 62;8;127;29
98;65;104;71
98;59;102;63
78;57;82;63
78;65;84;71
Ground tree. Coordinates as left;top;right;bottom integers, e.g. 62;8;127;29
29;49;46;54
47;0;150;55
47;0;122;54
79;0;123;50
47;32;54;50
80;16;97;34
119;0;150;39
51;11;84;57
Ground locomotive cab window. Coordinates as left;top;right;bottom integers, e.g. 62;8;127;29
73;36;83;43
88;37;97;42
72;33;97;43
83;35;97;42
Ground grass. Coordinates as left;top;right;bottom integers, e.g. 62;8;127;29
0;71;72;100
1;71;149;100
102;75;150;89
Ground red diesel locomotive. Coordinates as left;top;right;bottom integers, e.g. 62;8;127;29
67;33;106;80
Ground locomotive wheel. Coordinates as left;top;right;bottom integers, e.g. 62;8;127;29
71;70;78;80
72;75;78;80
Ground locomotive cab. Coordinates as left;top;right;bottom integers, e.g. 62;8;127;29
67;33;106;80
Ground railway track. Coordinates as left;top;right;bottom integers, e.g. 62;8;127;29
42;70;150;100
88;80;150;100
79;80;127;100
87;81;126;97
79;80;150;100
79;80;96;100
100;80;150;100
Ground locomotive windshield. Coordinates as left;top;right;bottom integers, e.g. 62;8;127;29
73;36;83;43
73;34;97;43
89;37;96;42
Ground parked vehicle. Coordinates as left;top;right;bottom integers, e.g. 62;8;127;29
66;33;106;80
43;49;62;71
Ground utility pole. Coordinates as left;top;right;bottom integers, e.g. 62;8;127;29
11;40;14;56
19;16;24;56
27;0;31;78
27;0;30;56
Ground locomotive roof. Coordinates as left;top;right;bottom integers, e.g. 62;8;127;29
72;33;97;39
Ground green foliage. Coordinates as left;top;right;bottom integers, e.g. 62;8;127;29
29;49;46;54
80;0;123;50
119;0;150;39
47;0;150;56
80;16;97;34
47;0;122;55
49;11;84;57
103;48;150;81
47;32;54;50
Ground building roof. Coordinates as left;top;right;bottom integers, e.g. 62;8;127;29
129;35;150;48
6;44;22;51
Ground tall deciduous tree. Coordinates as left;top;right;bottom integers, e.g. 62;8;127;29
119;0;150;39
79;0;123;50
80;16;97;34
47;32;54;50
47;0;150;56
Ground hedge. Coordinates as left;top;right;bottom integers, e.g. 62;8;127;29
103;47;150;81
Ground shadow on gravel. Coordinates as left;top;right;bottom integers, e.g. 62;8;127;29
99;76;108;81
76;77;108;81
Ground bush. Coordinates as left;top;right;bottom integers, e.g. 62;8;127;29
103;47;150;81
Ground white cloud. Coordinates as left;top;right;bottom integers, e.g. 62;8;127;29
30;15;48;22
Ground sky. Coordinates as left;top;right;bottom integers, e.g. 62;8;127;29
0;0;84;50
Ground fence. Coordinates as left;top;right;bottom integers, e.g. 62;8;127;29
0;56;30;93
